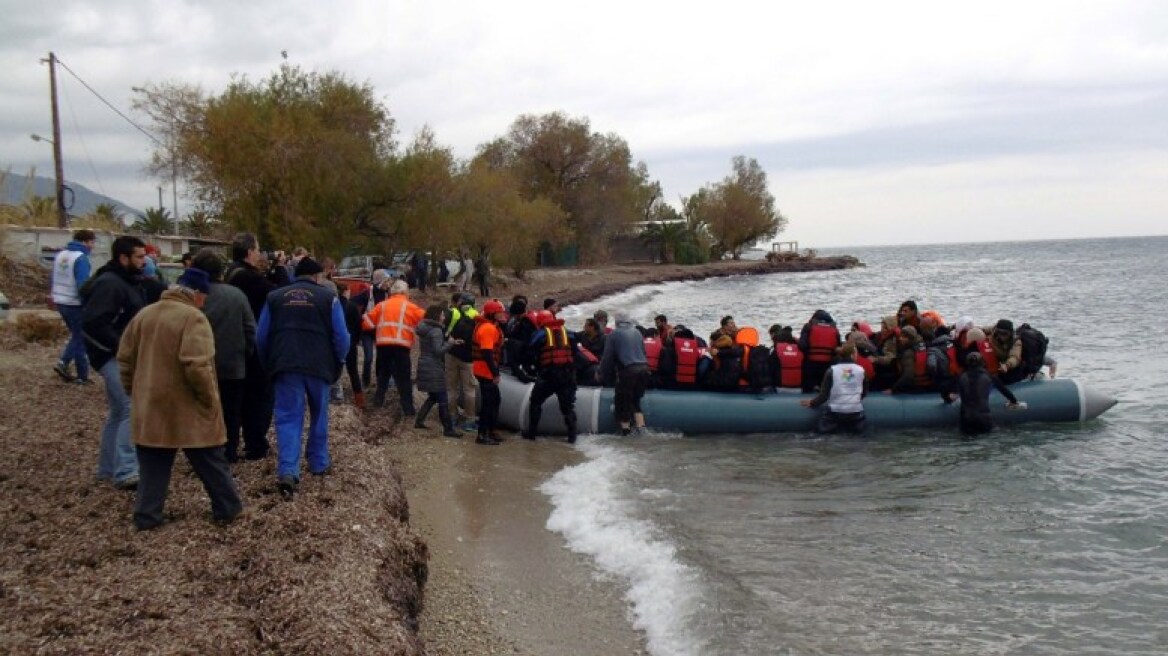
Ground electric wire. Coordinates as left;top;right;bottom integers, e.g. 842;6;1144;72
59;74;107;199
54;56;164;147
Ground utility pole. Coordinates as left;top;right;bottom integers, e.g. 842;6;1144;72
44;52;67;228
158;186;163;211
172;159;179;236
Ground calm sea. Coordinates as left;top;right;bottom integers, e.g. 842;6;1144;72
543;236;1168;656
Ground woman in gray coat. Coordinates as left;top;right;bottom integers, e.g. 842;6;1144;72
415;304;460;437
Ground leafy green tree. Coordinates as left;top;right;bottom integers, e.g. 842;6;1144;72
684;156;786;260
476;112;645;263
137;64;396;255
131;207;173;235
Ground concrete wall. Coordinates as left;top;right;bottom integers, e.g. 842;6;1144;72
2;225;226;267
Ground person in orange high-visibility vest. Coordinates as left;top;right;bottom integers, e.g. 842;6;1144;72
363;279;425;413
471;299;508;445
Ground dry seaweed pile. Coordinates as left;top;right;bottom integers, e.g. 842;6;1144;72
0;341;429;655
0;252;49;307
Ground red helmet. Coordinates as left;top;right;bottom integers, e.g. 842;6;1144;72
535;310;555;327
483;299;506;316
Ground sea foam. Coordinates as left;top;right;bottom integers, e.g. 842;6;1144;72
540;438;707;656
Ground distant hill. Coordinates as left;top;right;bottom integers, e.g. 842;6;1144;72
1;171;141;222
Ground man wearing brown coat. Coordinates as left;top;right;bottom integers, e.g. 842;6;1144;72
118;268;243;530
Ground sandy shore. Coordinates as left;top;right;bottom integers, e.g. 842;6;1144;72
0;255;857;654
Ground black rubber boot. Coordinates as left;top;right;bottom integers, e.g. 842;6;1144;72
565;412;578;444
414;397;436;429
524;406;541;440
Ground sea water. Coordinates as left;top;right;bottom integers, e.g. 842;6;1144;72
542;236;1168;655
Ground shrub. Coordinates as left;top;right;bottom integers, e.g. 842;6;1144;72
14;313;68;345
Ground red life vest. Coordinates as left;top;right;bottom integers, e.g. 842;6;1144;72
946;344;962;376
538;326;574;368
674;337;699;385
776;343;803;388
913;347;931;388
976;339;1000;373
577;344;599;364
807;323;838;363
856;354;875;382
643;337;662;372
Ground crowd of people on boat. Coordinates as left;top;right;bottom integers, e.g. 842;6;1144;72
47;228;1057;529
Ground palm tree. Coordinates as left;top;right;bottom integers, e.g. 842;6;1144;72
131;207;173;235
639;220;693;264
180;209;221;238
74;203;125;232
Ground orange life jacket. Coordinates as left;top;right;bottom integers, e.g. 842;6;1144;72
643;337;662;372
538;325;574;368
807;323;838;363
775;343;803;388
674;337;699;385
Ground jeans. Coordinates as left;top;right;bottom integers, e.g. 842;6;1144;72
57;304;89;380
97;359;138;483
273;373;331;480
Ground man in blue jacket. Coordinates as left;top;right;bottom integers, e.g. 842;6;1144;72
50;229;97;383
257;257;350;498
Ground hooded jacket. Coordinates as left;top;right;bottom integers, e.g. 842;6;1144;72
415;319;453;393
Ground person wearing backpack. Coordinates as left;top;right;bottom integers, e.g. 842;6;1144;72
1015;323;1056;379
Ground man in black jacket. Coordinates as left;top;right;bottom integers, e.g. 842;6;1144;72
224;233;277;460
81;235;148;489
946;352;1020;436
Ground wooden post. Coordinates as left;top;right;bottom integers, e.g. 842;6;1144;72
46;52;67;228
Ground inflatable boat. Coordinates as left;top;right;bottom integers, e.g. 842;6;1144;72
497;374;1117;436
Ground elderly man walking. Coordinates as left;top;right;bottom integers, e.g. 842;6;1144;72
257;258;350;498
118;268;242;530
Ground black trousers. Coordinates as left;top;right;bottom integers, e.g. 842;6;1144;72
816;409;871;437
527;368;577;438
345;340;362;394
134;445;242;530
614;364;650;425
476;375;501;437
376;345;415;414
218;378;245;462
240;353;273;459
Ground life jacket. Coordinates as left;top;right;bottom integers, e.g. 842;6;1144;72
643;336;663;372
856;354;875;382
947;344;962;376
913;346;931;389
577;343;599;364
807;323;838;363
674;337;699;385
733;327;760;388
775;343;803;388
538;324;574;368
976;339;1000;374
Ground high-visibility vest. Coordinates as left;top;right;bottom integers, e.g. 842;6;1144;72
364;294;423;347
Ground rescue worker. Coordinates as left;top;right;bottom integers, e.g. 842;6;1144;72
798;309;841;393
598;312;650;435
471;299;508;445
945;352;1020;435
443;291;478;430
523;310;579;443
51;229;97;384
364;279;424;414
800;342;870;437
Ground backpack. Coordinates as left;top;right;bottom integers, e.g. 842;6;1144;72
1016;323;1049;378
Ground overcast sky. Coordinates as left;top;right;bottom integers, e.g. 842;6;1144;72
2;0;1165;247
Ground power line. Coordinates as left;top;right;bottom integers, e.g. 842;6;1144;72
60;73;107;198
53;56;164;147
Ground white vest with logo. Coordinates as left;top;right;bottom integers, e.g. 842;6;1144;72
51;250;85;306
828;362;865;413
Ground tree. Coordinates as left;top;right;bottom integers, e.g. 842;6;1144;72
684;156;786;260
180;209;225;238
73;202;125;232
18;196;58;227
476;112;646;263
138;64;397;255
131;207;173;235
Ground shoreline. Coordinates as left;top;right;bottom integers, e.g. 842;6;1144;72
0;255;857;654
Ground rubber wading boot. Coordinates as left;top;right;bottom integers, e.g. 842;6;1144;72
415;397;436;429
566;413;578;444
